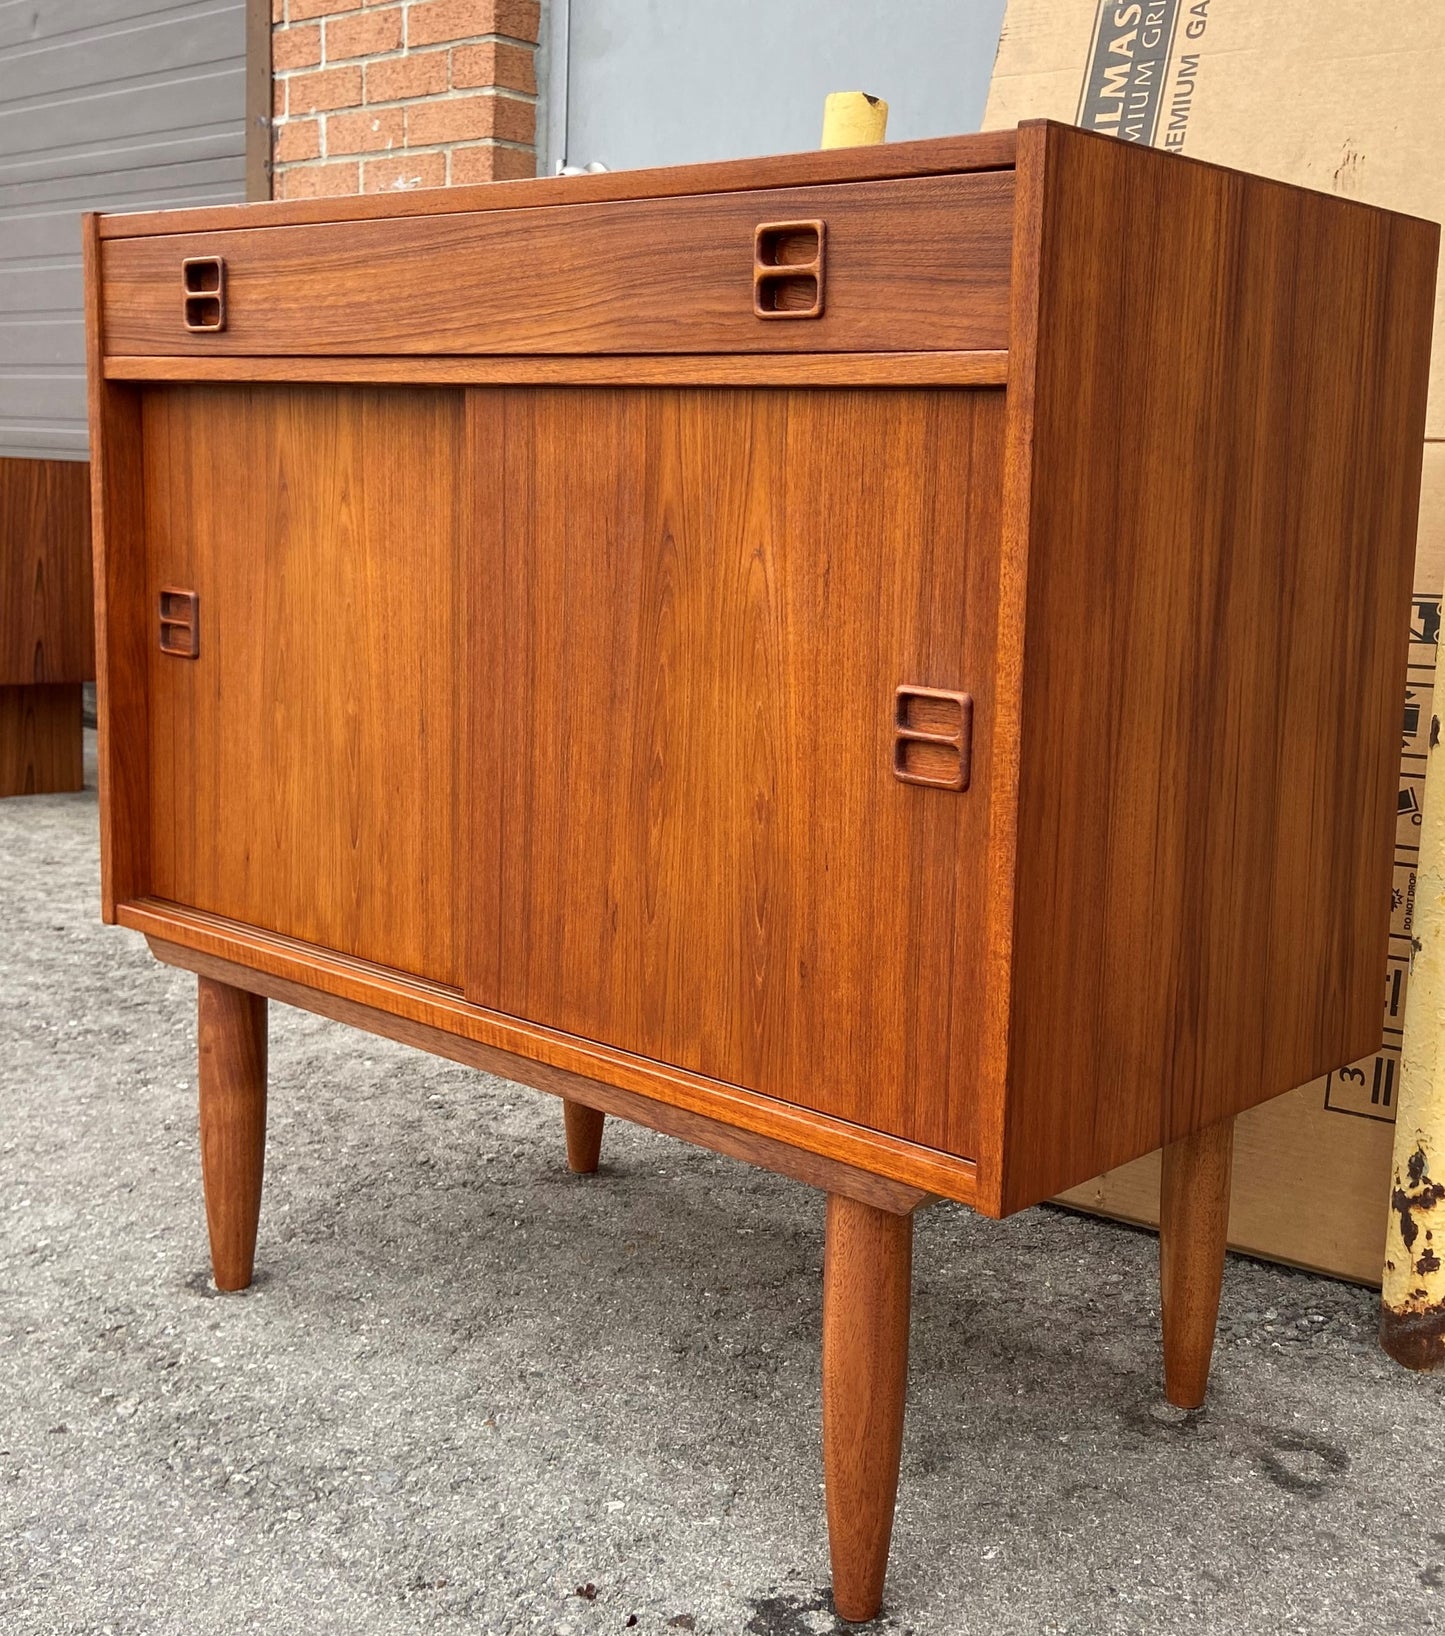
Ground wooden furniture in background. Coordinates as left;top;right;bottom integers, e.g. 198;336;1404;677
84;123;1437;1620
0;456;93;796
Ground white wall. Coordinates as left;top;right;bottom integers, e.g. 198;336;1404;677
546;0;1009;174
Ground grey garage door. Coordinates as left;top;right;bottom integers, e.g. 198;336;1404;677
549;0;1009;173
0;0;249;460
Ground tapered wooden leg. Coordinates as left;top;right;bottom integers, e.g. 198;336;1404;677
823;1193;913;1624
562;1099;605;1174
1159;1115;1235;1409
0;683;82;796
197;977;268;1291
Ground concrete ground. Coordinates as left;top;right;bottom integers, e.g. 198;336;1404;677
2;745;1444;1636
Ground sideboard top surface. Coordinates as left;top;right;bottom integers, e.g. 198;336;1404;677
90;119;1438;247
94;127;1021;241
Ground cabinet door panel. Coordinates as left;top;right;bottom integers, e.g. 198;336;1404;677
468;386;1003;1155
144;384;462;985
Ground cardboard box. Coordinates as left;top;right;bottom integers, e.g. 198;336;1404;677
985;1;1445;1283
985;0;1445;433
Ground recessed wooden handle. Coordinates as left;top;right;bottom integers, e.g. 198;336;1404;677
182;255;226;332
892;685;971;790
754;220;826;319
159;586;199;658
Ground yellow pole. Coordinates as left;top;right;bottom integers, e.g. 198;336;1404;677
1383;714;1445;1368
821;91;889;149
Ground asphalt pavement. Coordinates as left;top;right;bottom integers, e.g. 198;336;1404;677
3;741;1443;1636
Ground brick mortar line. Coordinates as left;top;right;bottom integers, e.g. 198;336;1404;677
275;74;540;108
275;0;539;28
275;58;538;81
274;138;537;171
304;85;540;102
295;124;541;159
276;138;537;163
295;37;543;66
273;28;542;61
276;88;539;120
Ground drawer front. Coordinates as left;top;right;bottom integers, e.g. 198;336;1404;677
102;172;1013;357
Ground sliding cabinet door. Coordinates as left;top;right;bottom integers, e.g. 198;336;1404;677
143;384;463;986
467;385;1004;1155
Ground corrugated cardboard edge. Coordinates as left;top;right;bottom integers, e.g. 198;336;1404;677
984;0;1445;439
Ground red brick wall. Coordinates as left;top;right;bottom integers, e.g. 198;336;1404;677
270;0;541;199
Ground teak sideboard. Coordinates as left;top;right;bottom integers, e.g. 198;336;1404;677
85;122;1437;1621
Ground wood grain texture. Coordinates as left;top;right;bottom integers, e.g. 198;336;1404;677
197;975;268;1291
468;386;1004;1156
103;352;1010;388
822;1194;913;1623
562;1101;606;1175
146;931;937;1214
87;128;1439;1223
0;457;94;685
974;121;1051;1219
100;174;1014;358
995;123;1440;1213
1159;1116;1235;1410
84;214;151;918
0;684;82;796
98;128;1019;240
83;128;1443;1618
142;385;462;984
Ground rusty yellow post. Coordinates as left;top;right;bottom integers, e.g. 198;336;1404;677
820;91;889;149
1383;710;1445;1369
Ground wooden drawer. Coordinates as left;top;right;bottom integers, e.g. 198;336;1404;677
100;172;1014;358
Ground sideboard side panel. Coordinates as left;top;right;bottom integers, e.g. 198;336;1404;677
1002;124;1439;1212
142;383;463;985
85;213;149;917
